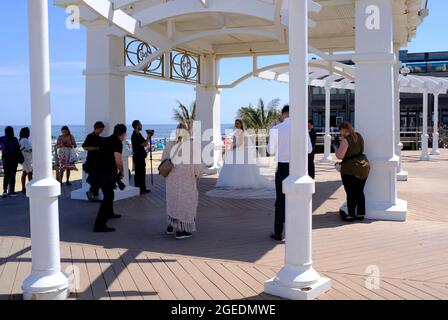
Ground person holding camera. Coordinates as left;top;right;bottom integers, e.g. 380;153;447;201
91;124;127;233
131;120;151;195
82;121;105;201
335;122;371;222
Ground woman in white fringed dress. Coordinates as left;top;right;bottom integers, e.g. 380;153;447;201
162;124;203;240
216;119;272;189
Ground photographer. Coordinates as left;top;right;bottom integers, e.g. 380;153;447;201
91;124;127;233
131;120;152;195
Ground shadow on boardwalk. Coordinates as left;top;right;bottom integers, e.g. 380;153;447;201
0;174;343;264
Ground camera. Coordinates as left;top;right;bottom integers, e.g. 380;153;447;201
146;129;155;137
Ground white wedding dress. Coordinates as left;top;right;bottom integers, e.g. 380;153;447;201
216;130;273;189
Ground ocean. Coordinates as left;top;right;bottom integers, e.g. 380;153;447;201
0;124;235;144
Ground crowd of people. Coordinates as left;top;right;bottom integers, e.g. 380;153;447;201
1;111;371;241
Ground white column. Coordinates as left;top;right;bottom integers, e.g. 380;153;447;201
321;86;332;162
353;0;406;221
394;46;408;181
195;54;222;171
420;89;430;160
265;0;331;300
22;0;69;300
71;23;139;201
431;93;441;155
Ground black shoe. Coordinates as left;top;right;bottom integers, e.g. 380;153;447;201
94;226;116;232
166;225;174;235
140;189;151;195
2;192;7;198
108;214;122;219
270;233;283;241
9;192;18;197
355;215;365;221
66;181;72;186
116;180;126;191
176;231;192;239
342;215;356;222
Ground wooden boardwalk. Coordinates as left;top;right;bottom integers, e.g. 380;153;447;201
1;150;448;300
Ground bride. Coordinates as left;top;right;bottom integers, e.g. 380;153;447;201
216;120;273;189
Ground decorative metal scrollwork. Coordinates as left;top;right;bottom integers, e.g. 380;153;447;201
171;50;200;83
124;36;201;84
125;37;164;77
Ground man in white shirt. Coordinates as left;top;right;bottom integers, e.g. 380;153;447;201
267;105;313;241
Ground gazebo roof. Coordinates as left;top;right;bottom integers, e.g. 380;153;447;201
55;0;428;57
255;60;448;95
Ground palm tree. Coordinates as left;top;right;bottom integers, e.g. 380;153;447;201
237;98;281;130
237;98;281;155
172;100;196;134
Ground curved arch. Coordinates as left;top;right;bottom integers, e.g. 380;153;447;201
134;0;277;27
218;63;289;89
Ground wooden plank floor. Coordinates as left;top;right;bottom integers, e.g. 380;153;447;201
1;150;448;300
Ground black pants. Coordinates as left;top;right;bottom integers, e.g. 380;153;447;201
94;180;115;228
3;158;18;193
133;157;146;192
308;153;315;179
274;162;289;236
341;174;367;217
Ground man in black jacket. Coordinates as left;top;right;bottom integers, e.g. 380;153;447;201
308;120;317;179
91;124;126;233
82;121;104;201
131;120;151;195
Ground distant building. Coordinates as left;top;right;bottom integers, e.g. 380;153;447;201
309;50;448;132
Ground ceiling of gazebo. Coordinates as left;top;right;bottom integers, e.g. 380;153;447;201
55;0;428;56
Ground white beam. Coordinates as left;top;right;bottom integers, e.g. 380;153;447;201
23;0;69;300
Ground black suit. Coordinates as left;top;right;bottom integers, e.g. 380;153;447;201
308;128;317;179
131;131;147;193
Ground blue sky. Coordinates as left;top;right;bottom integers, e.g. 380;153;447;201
0;0;447;125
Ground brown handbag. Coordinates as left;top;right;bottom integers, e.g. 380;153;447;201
158;143;182;178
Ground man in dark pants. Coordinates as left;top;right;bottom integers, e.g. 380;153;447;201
267;106;313;241
131;120;151;195
308;120;317;179
82;121;104;201
91;124;127;233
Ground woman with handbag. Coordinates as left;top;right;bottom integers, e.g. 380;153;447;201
160;124;202;239
0;126;22;197
56;126;78;185
335;122;371;222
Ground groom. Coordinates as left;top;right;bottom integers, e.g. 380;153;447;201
267;105;313;241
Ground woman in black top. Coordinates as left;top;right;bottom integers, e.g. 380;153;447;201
0;127;21;197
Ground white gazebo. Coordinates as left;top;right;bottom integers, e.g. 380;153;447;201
25;0;428;300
